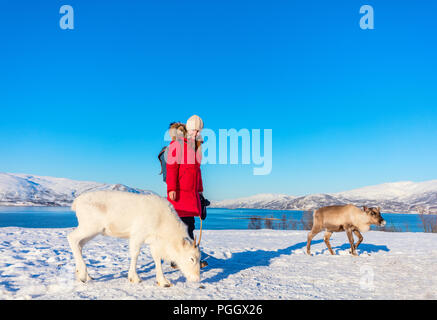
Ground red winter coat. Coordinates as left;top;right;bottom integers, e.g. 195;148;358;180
166;138;203;217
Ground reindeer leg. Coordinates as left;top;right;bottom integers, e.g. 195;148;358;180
353;230;363;251
306;228;321;255
150;245;172;287
68;227;98;282
128;237;143;283
324;231;335;255
346;229;357;256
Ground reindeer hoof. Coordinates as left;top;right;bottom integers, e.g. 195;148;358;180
157;280;172;287
76;270;89;283
128;273;141;283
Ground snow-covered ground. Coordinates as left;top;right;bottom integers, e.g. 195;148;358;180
0;228;436;300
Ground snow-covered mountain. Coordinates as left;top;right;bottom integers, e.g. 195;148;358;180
0;173;155;207
211;180;437;214
2;173;437;213
212;193;297;211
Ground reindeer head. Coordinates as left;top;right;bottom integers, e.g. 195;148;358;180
363;206;386;226
176;236;201;282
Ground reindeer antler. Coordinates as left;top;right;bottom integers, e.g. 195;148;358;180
191;218;203;248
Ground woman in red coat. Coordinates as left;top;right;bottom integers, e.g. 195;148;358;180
166;115;204;240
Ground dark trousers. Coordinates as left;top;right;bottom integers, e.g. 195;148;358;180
180;216;195;240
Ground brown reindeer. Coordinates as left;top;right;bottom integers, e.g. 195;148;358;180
306;204;386;256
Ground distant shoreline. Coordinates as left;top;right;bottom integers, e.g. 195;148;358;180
0;203;69;207
0;203;433;215
209;206;434;215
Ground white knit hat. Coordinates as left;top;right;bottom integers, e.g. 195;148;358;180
186;115;204;131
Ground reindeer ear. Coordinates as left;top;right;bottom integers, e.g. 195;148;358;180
182;237;191;247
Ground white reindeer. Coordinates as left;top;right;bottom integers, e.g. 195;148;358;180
68;190;201;287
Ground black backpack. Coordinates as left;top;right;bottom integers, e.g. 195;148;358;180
158;146;168;183
158;139;183;183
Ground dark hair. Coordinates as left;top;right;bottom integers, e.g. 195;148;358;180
169;121;181;128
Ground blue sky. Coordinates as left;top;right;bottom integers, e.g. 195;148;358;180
1;0;436;200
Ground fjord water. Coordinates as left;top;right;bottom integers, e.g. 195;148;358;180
0;206;432;232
